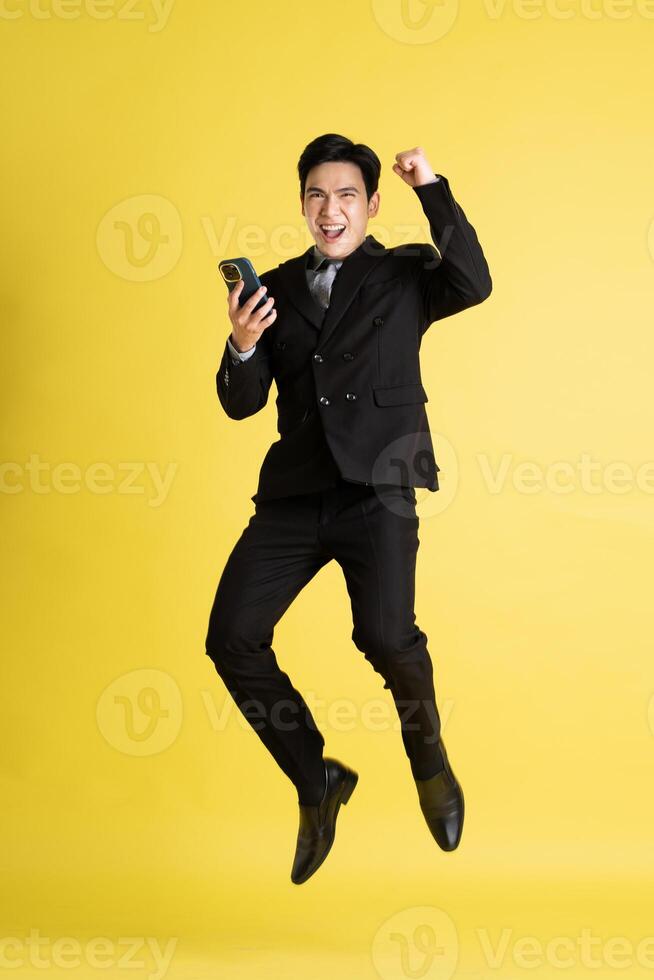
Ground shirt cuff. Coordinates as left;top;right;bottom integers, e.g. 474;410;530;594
227;335;256;363
414;173;441;188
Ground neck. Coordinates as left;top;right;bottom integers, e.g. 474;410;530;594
313;234;368;263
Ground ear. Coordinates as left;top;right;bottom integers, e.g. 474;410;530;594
300;191;305;217
368;190;380;219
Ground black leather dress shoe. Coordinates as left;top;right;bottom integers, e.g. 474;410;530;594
414;739;464;851
290;757;358;885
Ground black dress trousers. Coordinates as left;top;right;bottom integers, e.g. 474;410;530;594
204;476;443;804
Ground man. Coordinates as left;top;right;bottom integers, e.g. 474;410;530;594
205;133;492;884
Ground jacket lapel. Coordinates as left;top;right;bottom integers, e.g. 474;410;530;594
277;234;388;349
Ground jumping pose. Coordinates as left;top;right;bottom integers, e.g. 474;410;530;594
205;133;492;884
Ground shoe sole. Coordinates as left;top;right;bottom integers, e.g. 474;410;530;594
291;768;358;884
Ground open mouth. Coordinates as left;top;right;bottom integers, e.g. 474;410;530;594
319;223;346;241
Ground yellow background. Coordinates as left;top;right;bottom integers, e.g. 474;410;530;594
2;0;654;977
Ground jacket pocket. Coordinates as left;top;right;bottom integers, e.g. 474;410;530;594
372;382;428;406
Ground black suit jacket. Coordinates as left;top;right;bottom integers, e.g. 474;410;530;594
216;174;492;501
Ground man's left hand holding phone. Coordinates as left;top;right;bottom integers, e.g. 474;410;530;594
218;258;277;360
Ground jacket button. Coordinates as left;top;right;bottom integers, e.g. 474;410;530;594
345;392;357;401
373;317;384;327
319;395;330;406
313;353;324;362
342;352;355;361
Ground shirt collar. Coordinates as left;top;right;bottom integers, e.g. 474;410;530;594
307;244;344;272
306;233;375;271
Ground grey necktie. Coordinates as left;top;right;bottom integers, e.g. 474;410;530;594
310;259;339;310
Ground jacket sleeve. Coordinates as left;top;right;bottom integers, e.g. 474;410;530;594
215;270;275;420
411;174;492;332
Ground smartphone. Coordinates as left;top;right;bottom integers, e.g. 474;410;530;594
218;257;269;312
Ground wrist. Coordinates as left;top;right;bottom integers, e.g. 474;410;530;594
414;171;439;187
230;333;255;354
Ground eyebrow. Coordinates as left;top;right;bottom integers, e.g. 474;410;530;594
305;185;360;194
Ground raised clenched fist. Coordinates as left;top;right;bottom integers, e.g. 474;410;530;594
392;147;438;189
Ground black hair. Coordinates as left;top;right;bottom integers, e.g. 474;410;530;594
297;133;381;202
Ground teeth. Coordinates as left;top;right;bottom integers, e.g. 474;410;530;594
322;225;345;231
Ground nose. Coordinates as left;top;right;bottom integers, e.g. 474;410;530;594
319;195;342;218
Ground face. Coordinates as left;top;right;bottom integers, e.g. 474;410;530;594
301;161;380;260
